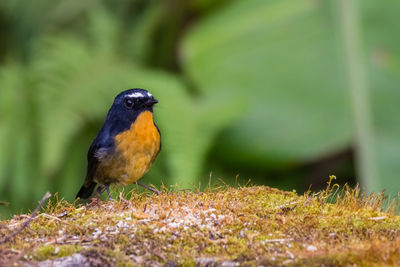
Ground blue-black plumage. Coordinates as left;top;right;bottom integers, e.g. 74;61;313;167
76;88;161;199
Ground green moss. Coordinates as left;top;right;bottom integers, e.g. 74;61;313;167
103;248;134;267
33;244;82;261
1;178;400;266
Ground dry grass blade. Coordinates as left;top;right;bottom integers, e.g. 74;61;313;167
0;192;51;244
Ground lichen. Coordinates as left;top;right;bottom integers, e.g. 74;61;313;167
1;176;399;266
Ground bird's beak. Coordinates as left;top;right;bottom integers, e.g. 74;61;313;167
146;98;158;106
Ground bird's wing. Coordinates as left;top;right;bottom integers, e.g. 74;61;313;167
84;130;114;185
76;136;113;199
84;144;99;183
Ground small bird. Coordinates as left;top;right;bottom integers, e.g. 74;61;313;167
76;88;161;199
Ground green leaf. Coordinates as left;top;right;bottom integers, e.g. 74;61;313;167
361;0;400;194
182;0;352;168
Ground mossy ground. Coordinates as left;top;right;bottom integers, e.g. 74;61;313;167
1;177;400;266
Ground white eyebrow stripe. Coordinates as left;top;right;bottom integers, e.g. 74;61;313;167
126;92;144;98
147;92;152;97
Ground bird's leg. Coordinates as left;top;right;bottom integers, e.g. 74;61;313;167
96;184;111;200
106;184;111;200
136;182;161;195
97;185;106;195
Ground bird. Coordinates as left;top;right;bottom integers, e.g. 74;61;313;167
76;88;161;200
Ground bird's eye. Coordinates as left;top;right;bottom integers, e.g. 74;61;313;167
124;98;134;109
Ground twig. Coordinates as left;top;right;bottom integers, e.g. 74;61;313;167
275;201;297;211
368;216;387;221
119;192;133;208
38;213;84;232
0;201;9;206
262;238;294;243
0;192;51;244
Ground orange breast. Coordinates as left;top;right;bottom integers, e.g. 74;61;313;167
95;111;160;185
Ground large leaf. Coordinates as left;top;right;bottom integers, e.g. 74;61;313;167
182;0;400;195
361;0;400;194
182;0;352;168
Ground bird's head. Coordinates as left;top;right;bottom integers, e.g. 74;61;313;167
114;88;158;113
104;88;158;133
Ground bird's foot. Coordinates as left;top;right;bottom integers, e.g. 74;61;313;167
88;197;102;207
96;184;112;200
136;182;161;195
106;184;111;200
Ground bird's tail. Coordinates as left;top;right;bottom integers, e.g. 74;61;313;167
76;182;97;199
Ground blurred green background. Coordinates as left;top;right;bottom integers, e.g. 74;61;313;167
1;0;399;218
